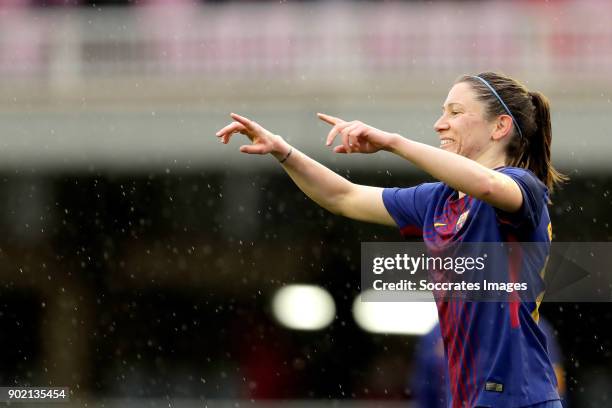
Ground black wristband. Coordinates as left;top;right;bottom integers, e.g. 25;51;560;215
279;147;293;164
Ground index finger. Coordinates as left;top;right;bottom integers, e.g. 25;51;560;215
326;121;351;146
317;113;345;126
230;113;256;130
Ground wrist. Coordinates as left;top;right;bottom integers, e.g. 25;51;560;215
384;132;403;153
271;135;291;161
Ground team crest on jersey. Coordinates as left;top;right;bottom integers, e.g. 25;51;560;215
455;210;470;232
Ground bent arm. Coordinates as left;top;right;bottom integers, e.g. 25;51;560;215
216;113;395;226
273;139;395;226
387;136;523;213
317;113;523;213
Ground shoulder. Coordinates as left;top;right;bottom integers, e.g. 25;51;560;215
496;166;548;199
497;166;546;188
382;182;448;230
497;166;534;179
494;166;550;230
383;181;446;201
386;181;445;192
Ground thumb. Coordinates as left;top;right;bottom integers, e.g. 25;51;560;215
333;145;348;154
240;144;267;154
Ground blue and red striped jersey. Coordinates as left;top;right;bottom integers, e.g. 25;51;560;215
383;167;560;407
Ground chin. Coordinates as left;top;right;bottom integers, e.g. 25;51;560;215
441;145;458;154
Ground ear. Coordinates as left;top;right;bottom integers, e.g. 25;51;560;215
491;115;514;141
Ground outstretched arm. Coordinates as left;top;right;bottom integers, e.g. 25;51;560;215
215;113;395;226
318;113;523;213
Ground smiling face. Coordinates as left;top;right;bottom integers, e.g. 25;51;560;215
433;82;498;162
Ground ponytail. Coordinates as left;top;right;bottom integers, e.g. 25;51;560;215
526;91;567;193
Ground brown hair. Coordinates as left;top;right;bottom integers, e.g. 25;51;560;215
457;72;567;193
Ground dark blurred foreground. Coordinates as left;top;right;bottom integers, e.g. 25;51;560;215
1;171;611;406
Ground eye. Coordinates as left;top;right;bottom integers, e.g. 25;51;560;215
450;111;461;116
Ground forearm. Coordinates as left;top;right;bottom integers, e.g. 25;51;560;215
386;135;497;198
271;137;354;214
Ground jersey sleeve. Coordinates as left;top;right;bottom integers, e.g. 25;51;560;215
382;182;439;232
495;167;548;230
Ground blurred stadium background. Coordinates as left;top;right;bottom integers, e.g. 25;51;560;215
1;0;611;407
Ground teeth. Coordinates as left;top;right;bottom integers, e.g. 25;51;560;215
440;139;453;146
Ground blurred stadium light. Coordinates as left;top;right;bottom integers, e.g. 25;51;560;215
352;292;438;335
272;284;336;331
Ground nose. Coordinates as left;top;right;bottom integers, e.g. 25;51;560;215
433;114;449;133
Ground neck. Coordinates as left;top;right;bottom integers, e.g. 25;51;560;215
458;151;506;199
475;148;507;170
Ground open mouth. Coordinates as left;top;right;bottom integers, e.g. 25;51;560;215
440;139;454;147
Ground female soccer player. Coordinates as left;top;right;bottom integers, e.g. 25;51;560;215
216;72;565;408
